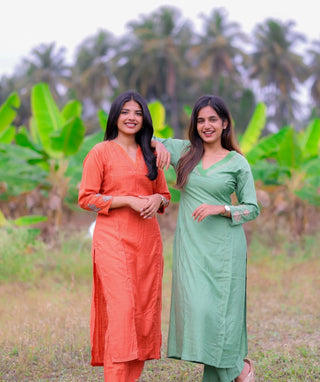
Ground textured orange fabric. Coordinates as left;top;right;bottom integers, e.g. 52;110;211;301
104;332;145;382
78;141;170;376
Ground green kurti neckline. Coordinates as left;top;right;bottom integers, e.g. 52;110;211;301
198;150;235;176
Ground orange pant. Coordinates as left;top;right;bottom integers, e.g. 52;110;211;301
104;334;145;382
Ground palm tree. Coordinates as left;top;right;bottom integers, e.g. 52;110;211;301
250;19;308;130
71;29;118;123
195;8;248;94
193;8;255;133
308;39;320;117
20;42;71;100
0;42;70;126
115;6;194;137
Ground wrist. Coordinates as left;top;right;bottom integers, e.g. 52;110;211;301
158;194;165;208
221;205;231;217
127;196;137;208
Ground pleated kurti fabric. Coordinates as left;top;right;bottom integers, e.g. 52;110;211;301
156;138;259;380
78;141;170;367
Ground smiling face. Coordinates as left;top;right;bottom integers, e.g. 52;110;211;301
196;105;227;147
116;99;143;138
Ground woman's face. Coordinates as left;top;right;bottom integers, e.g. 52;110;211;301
116;99;143;137
196;105;227;145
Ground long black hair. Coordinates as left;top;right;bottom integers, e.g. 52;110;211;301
176;94;242;189
104;90;158;180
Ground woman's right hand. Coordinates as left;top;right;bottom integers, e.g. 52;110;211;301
155;141;171;170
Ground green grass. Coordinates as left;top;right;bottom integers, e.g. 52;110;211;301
0;226;93;283
0;224;319;381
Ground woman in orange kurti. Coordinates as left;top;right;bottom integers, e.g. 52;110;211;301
78;91;170;382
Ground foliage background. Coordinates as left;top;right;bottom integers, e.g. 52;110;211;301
0;4;320;381
1;5;320;137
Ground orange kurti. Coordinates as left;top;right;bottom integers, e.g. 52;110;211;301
78;141;170;366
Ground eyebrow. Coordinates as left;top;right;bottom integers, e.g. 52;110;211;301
121;107;142;112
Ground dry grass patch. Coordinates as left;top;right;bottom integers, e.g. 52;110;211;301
247;249;320;381
0;228;319;381
0;282;104;381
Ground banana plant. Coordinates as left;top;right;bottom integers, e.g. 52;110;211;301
0;143;48;198
0;92;20;143
247;120;320;189
25;82;85;157
0;92;49;229
246;119;320;235
239;102;267;154
13;82;86;229
293;118;320;205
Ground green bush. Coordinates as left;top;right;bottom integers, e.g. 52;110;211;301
0;227;93;283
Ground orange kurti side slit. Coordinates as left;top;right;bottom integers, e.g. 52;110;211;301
78;141;170;379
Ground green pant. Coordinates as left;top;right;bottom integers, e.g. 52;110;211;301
202;358;244;382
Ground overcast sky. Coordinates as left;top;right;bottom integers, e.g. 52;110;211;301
1;0;319;76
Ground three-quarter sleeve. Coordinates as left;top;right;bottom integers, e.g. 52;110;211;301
78;147;113;215
229;158;260;226
153;169;171;214
153;136;190;168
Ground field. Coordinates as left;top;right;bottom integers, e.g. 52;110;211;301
0;210;319;381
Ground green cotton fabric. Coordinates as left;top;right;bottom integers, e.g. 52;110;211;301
155;138;260;381
202;358;244;382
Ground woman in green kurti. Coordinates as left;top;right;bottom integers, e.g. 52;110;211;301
150;95;259;382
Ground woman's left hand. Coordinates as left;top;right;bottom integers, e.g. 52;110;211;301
192;204;224;222
155;141;171;170
139;194;162;219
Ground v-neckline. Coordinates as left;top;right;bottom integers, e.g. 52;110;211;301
111;140;140;166
199;151;234;173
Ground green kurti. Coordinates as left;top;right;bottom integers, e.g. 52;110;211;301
157;138;260;379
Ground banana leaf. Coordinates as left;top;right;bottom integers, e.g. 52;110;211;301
149;101;173;138
298;118;320;159
15;126;44;154
164;167;180;202
0;92;20;134
0;143;48;197
98;109;108;131
250;159;291;185
276;127;303;170
295;186;320;206
66;130;104;205
62;100;82;121
246;126;292;164
301;157;320;177
30;82;63;156
183;105;192;118
12;215;47;226
240;102;266;154
50;117;85;156
0;125;15;143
